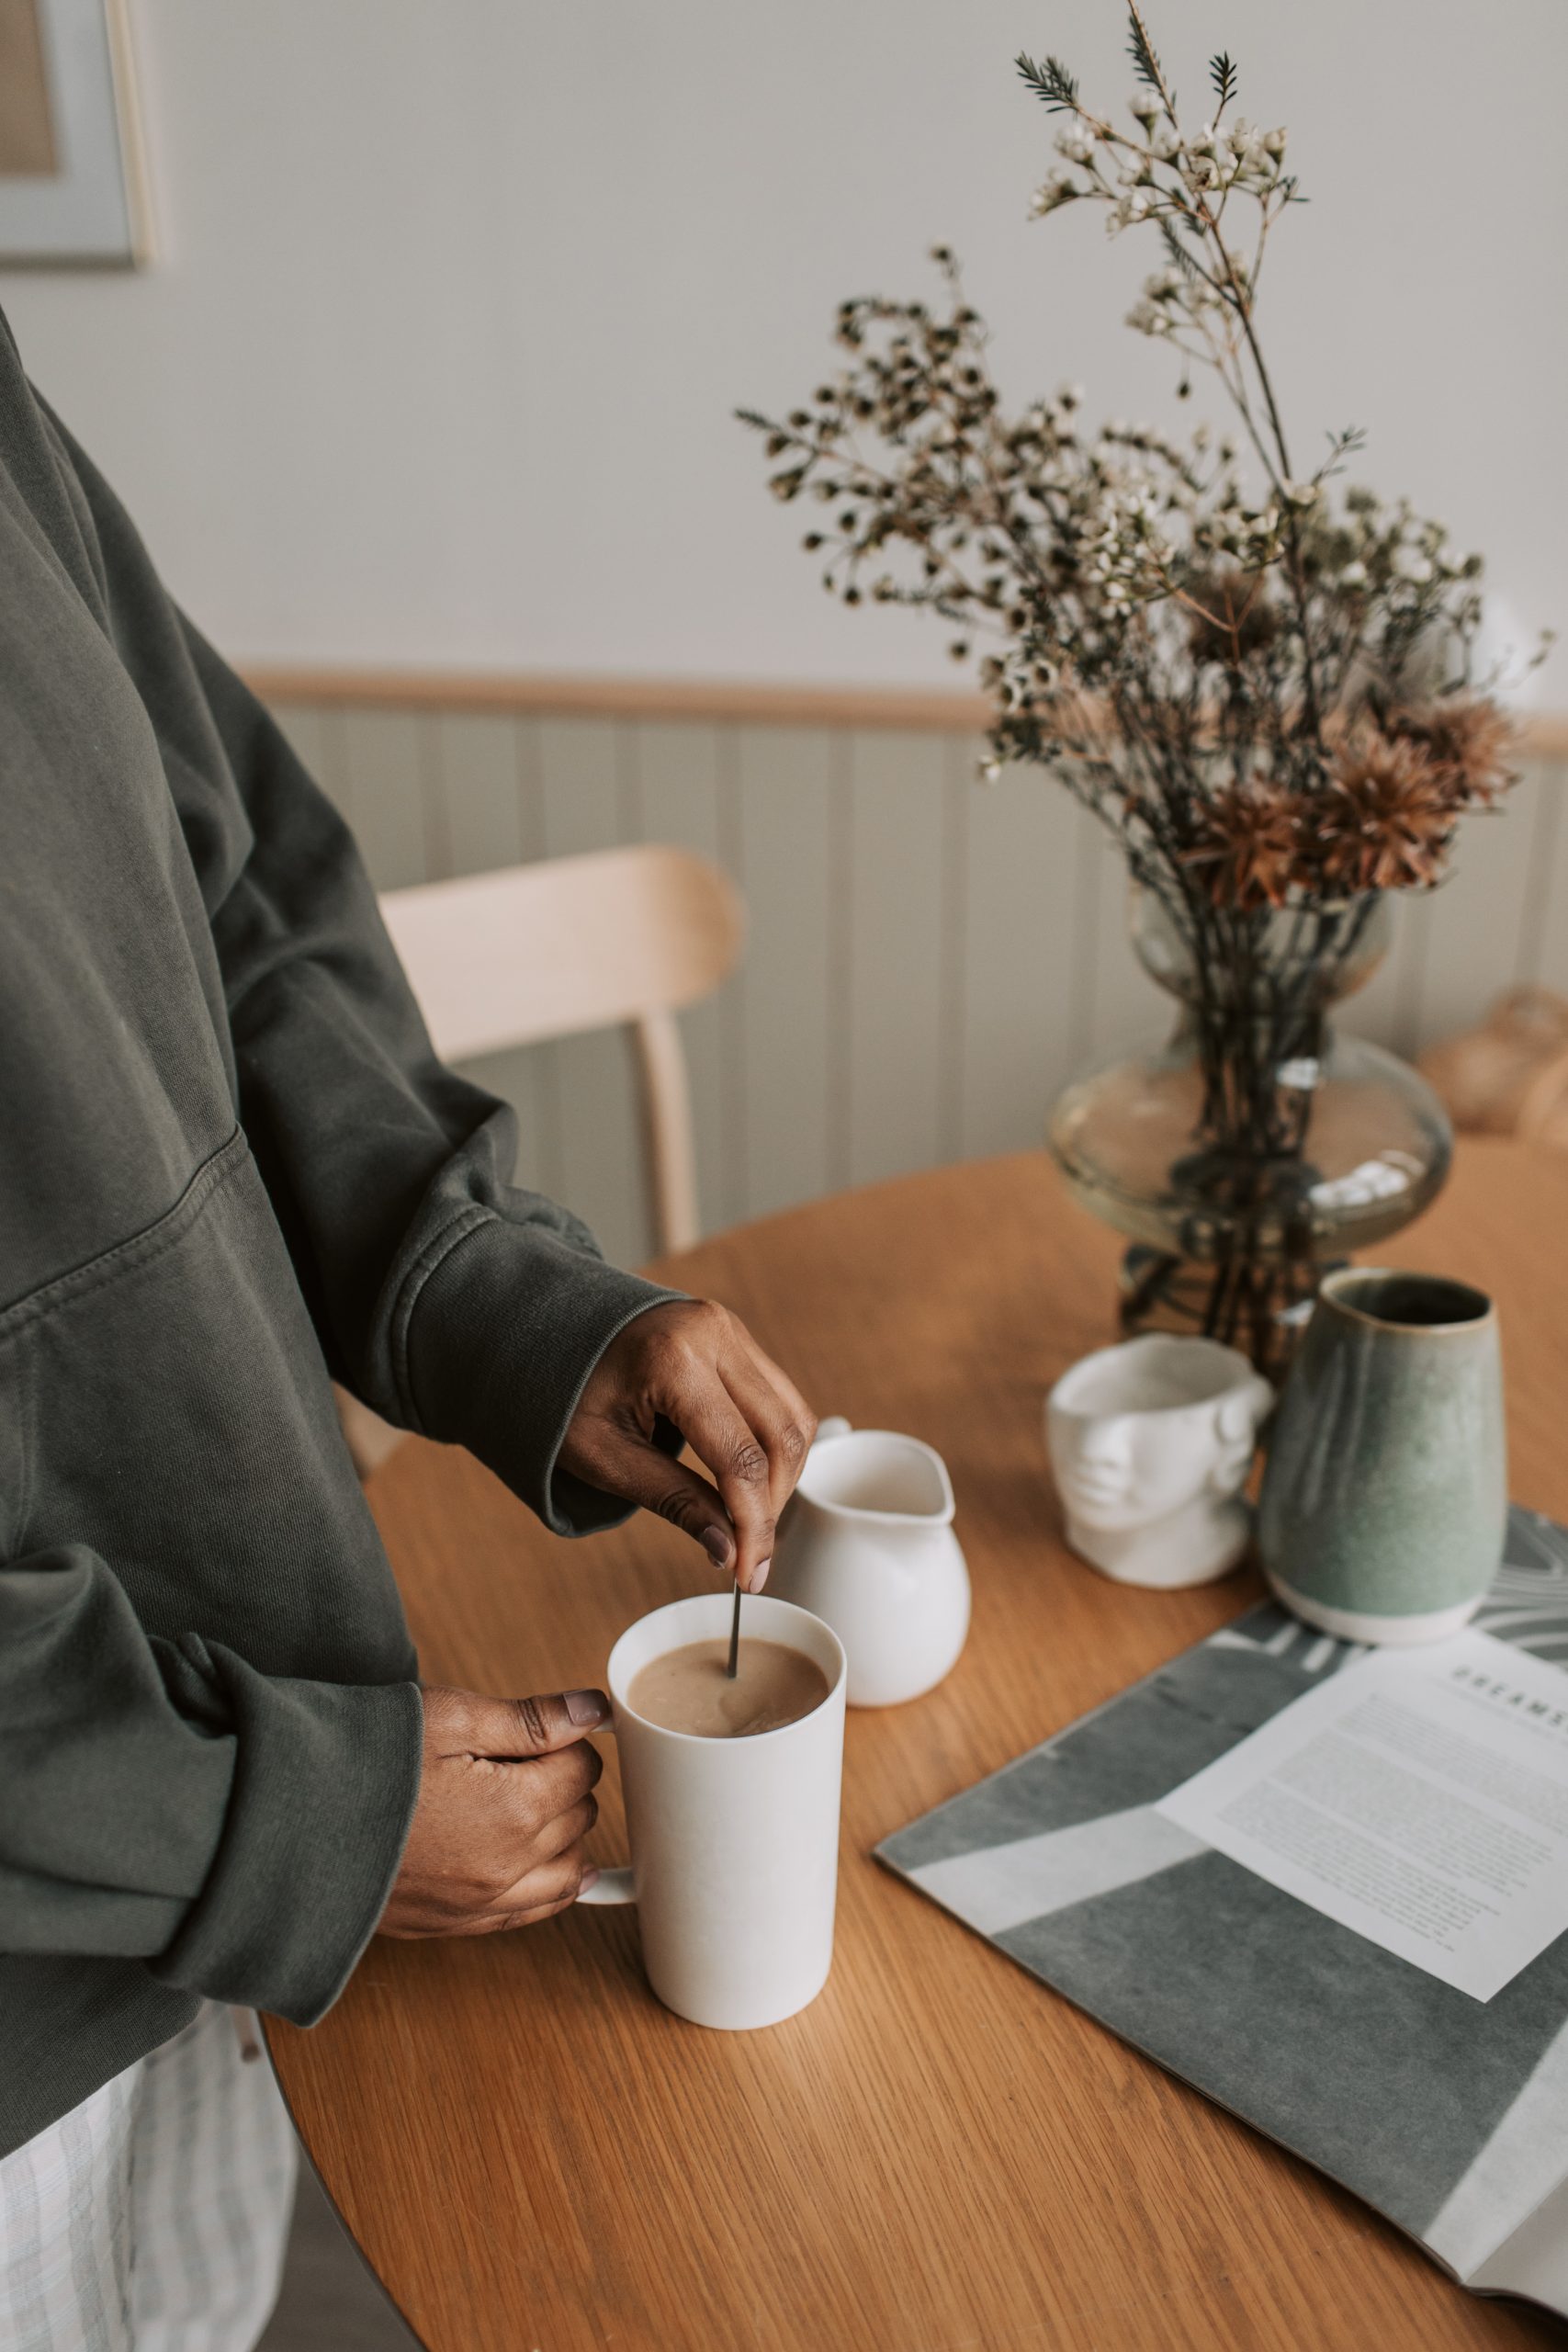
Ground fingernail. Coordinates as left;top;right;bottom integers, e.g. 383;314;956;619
750;1556;772;1593
580;1866;600;1893
564;1689;610;1728
702;1526;734;1573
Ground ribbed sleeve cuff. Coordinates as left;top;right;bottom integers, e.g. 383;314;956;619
149;1660;423;2025
397;1213;682;1536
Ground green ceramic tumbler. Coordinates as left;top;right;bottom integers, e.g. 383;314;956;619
1258;1268;1506;1645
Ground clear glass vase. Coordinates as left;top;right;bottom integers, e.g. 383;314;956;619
1047;888;1453;1377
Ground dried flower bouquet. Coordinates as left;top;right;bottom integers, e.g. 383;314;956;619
743;3;1547;1363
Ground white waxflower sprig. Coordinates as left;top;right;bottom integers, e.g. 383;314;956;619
1027;88;1289;232
1015;7;1348;741
1018;17;1295;501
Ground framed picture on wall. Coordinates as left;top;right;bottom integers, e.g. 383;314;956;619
0;0;152;265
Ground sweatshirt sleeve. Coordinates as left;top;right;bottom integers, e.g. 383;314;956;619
191;633;684;1536
0;1546;423;2023
37;401;681;1537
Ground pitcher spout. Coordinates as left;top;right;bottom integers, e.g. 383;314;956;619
798;1427;955;1530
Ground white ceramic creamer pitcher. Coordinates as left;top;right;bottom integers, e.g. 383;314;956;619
769;1419;970;1707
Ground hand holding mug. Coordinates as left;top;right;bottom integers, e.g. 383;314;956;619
379;1684;609;1938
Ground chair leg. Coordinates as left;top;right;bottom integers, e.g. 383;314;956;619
633;1010;701;1257
333;1385;408;1483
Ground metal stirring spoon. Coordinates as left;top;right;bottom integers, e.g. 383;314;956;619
726;1577;742;1678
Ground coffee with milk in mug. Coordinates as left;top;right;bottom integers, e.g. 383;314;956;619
627;1637;828;1738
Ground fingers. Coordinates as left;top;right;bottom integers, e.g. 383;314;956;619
595;1393;773;1593
730;1329;817;1453
492;1738;604;1834
430;1684;606;1843
560;1429;740;1578
477;1842;599;1934
719;1347;817;1527
536;1788;598;1862
429;1684;611;1758
670;1318;816;1588
384;1687;613;1940
556;1300;818;1592
657;1375;777;1592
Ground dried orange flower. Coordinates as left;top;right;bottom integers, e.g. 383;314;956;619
1183;777;1304;910
1320;729;1460;894
1385;695;1516;808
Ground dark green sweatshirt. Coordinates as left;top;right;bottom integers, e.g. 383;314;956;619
0;311;676;2156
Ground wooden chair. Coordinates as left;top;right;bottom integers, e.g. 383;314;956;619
334;843;745;1479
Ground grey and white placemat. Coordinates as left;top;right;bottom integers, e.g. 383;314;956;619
877;1507;1568;2305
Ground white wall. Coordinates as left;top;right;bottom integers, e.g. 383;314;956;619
3;0;1563;689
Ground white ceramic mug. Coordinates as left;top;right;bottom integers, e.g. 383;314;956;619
578;1592;847;2030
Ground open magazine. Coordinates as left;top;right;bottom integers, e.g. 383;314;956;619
876;1505;1568;2315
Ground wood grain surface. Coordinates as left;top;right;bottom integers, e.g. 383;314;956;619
268;1140;1568;2352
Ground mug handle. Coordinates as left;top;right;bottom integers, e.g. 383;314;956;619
577;1867;636;1906
813;1415;852;1444
570;1710;636;1905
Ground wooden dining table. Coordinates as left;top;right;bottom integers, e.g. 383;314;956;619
267;1137;1568;2352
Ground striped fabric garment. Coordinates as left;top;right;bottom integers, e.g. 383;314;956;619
0;2002;298;2352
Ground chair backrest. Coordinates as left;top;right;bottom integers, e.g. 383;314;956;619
380;843;744;1253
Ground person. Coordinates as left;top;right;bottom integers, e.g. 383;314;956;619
0;305;816;2348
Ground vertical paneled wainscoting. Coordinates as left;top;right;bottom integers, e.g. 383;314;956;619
264;692;1568;1275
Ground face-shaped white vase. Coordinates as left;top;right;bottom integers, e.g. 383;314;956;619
1046;1335;1274;1589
